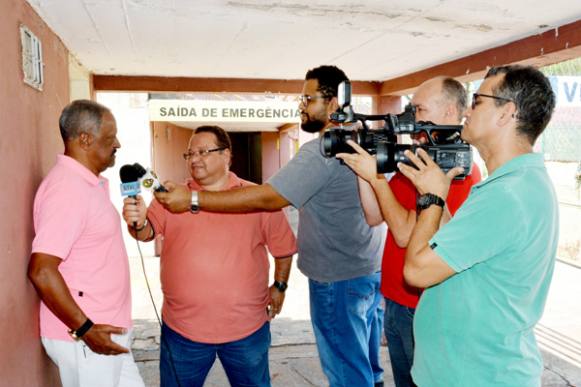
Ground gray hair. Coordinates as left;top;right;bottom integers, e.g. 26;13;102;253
59;100;110;141
441;77;467;122
485;65;556;144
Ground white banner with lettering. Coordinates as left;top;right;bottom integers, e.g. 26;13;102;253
149;100;300;123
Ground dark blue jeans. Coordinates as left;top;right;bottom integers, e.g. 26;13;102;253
309;272;382;387
160;322;271;387
384;298;416;387
370;301;385;384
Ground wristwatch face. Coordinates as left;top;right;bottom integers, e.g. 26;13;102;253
274;281;287;292
417;193;444;210
68;330;80;341
190;191;200;213
417;195;432;209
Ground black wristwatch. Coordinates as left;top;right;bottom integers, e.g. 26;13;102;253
273;280;288;293
68;318;94;341
416;193;445;213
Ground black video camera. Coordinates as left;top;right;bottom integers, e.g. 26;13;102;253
321;81;473;178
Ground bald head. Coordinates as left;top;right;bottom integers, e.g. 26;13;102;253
412;76;467;125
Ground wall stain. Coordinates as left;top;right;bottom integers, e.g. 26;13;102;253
226;1;405;21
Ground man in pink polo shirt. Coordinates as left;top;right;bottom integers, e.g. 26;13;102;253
28;100;144;387
122;125;297;387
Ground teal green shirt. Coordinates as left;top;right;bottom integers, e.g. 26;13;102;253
412;153;559;387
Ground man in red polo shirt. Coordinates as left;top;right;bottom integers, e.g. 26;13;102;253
337;76;481;387
122;125;296;387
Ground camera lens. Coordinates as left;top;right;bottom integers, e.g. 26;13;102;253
321;131;335;157
321;129;359;157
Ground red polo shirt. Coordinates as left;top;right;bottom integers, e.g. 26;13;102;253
381;164;481;308
147;172;297;344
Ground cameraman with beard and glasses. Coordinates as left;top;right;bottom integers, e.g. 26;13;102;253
154;65;385;387
336;76;481;387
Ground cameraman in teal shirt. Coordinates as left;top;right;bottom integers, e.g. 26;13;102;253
398;65;558;387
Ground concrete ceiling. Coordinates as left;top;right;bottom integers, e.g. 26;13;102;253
26;0;581;82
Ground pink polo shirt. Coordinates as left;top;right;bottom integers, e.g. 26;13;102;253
147;172;297;344
32;155;132;341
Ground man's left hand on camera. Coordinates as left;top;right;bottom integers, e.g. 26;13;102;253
398;148;464;199
335;140;380;184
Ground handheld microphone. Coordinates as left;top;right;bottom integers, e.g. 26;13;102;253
120;164;144;229
120;164;142;198
120;163;168;195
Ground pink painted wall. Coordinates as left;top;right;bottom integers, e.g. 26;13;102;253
280;125;300;166
0;0;70;385
261;132;279;182
151;122;193;184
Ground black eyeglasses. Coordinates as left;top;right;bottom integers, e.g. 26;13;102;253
183;147;226;160
297;94;327;105
471;93;514;110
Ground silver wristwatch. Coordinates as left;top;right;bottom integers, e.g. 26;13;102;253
190;191;200;213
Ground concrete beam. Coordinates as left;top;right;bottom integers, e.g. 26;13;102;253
380;19;581;96
93;75;381;96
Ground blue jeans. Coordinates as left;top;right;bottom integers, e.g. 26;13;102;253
384;298;416;387
370;302;385;384
309;272;382;387
160;322;271;387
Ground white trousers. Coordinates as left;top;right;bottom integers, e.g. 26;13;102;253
41;330;145;387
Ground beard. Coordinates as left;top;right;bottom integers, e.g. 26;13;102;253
301;116;326;133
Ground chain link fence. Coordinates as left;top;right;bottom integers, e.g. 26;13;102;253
540;114;581;162
541;59;581;266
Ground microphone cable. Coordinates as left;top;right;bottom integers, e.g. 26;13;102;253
121;163;180;385
134;228;182;387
